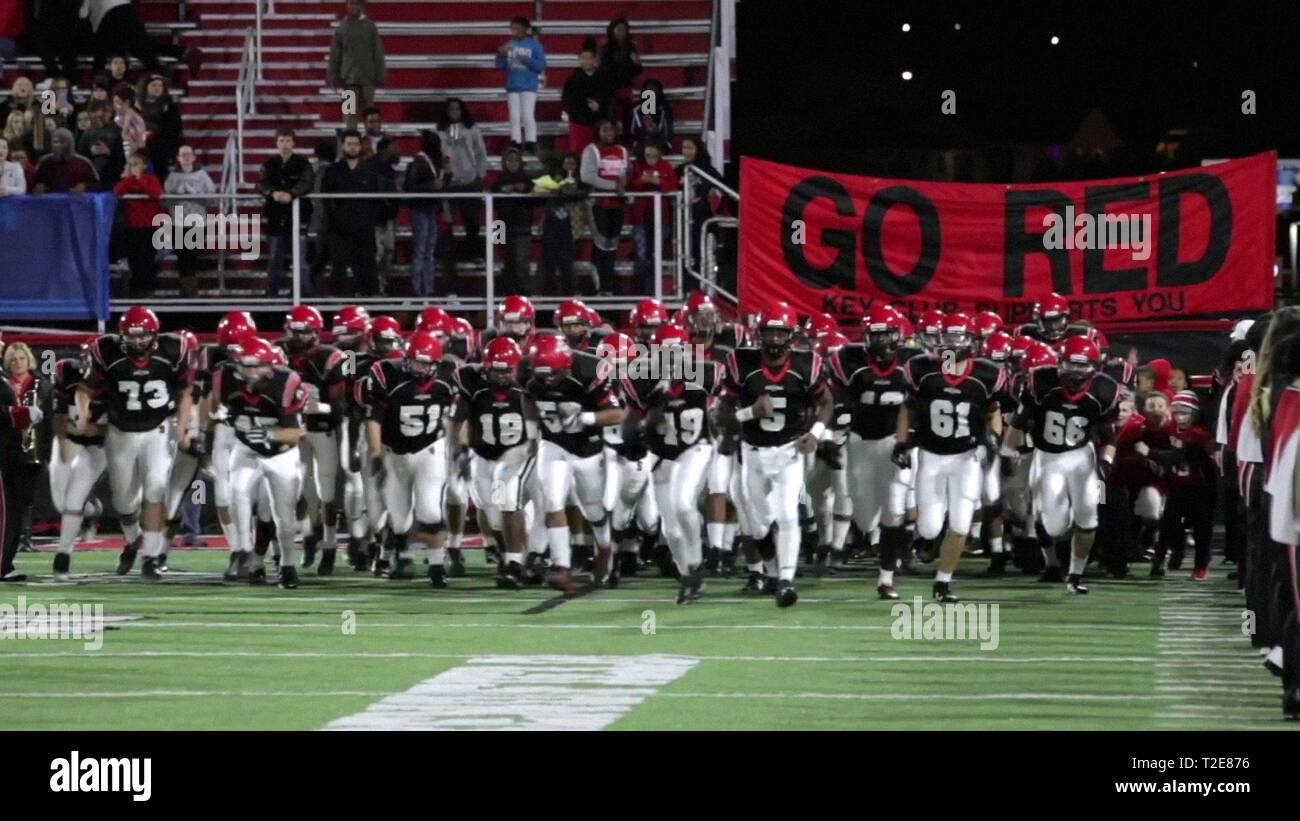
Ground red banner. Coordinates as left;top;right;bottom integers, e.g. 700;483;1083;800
738;152;1277;325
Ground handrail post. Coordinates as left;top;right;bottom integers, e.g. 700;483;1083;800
255;1;264;82
653;192;663;301
292;196;301;306
483;193;495;319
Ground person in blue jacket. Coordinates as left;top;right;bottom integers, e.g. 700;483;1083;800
496;16;547;155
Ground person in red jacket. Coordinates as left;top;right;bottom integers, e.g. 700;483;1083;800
627;143;678;296
1113;392;1176;572
1144;391;1216;577
113;152;164;296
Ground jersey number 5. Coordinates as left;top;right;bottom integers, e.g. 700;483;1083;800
758;395;787;432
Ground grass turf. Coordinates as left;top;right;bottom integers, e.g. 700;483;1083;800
0;547;1292;730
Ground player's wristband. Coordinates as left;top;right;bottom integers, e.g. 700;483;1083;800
735;406;756;423
579;411;597;426
809;422;827;441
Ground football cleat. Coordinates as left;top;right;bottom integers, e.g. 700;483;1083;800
248;554;267;585
877;584;899;600
617;551;640;577
523;552;546;585
156;553;169;572
547;566;576;594
278;566;299;589
593;547;613;585
116;537;141;575
1066;574;1089;595
742;571;764;594
987;554;1008;575
51;552;71;582
446;549;467;578
1166;549;1185;571
719;550;737;577
1264;646;1283;677
704;547;720;575
914;539;937;564
371;557;390;577
496;562;526;590
762;575;779;595
317;549;336;576
345;536;364;571
301;532;319;568
775;579;798;608
141;556;162;581
428;564;447;589
1039;566;1064;583
223;551;243;581
1191;565;1209;581
1149;562;1166;578
932;581;959;602
389;557;416;580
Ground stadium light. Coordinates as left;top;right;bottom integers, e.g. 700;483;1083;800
901;71;913;80
1050;35;1060;45
901;23;911;32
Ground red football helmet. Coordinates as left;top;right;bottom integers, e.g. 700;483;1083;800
1009;334;1037;364
1023;342;1058;370
631;298;669;341
862;305;903;357
332;305;370;342
405;330;443;376
757;302;799;358
584;305;604;328
530;333;573;379
684;290;718;338
917;309;946;349
973;310;1004;339
483;336;523;387
446;316;474;339
982;331;1014;363
652;324;690;348
368;315;403;357
1060;335;1100;388
805;312;838;340
940;312;975;355
555;299;590;328
119;305;160;358
217;311;256;349
816;331;849;358
284;305;323;354
236;335;279;387
1035;293;1072;341
596;331;638;367
416;306;451;338
498;294;535;322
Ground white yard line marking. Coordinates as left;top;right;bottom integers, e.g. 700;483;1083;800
322;655;700;731
0;650;1159;663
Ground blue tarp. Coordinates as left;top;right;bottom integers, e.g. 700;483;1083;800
0;192;115;320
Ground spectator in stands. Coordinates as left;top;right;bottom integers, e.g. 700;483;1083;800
496;16;546;155
111;84;147;166
78;100;124;183
8;142;33;189
437;97;487;268
678;135;720;268
75;107;92;138
368;136;399;295
599;18;643;143
581;119;628;294
490;147;537;294
113;152;163;295
31;127;98;193
629;78;674;153
1170;365;1190;393
27;114;51;160
163;145;215;298
306;141;337;295
3;340;43;555
1157;390;1216;578
32;0;80;84
0;136;25;195
628;142;678;295
403;129;448;297
1;110;27;152
359;105;384;156
1;76;35;126
1145;358;1175;400
87;1;165;76
328;0;386;133
562;37;612;157
320;129;381;296
258;127;314;297
141;74;182;183
533;152;583;295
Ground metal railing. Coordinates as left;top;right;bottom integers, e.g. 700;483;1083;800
109;190;684;313
681;163;739;305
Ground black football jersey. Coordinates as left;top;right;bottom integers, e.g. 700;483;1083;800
829;344;919;440
723;348;826;447
903;354;1009;455
363;358;457;454
53;357;105;446
453;363;529;460
524;349;622;458
213;366;307;457
1013;322;1090;344
608;374;658;460
195;343;233;399
86;332;195;432
286;343;347;433
644;361;724;460
1014;366;1122;454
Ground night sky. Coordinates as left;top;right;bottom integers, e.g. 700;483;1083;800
733;1;1297;179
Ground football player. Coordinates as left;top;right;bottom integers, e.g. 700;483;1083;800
1005;336;1120;594
916;309;946;352
354;316;405;573
599;331;659;583
556;298;609;353
197;311;257;556
1015;293;1089;345
483;295;537;350
720;302;833;607
333;306;377;570
893;312;1008;602
522;334;625;592
806;331;853;571
49;339;107;579
218;336;308;588
973;310;1004;341
640;324;724;602
363;331;458;587
78;307;196;580
828;304;918;598
630;298;669;344
438;316;475;577
445;316;478;363
163;329;205;563
282;305;348;575
453;336;532;589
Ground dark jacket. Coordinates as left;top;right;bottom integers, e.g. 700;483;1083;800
491;165;536;239
367;153;399;223
403;150;447;213
320;157;382;236
78;123;125;184
141;94;183;150
599;36;642;89
562;68;614;127
258;153;314;236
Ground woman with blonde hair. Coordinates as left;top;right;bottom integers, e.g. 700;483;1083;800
4;341;43;555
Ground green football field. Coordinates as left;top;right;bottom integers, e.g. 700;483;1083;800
0;547;1294;731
